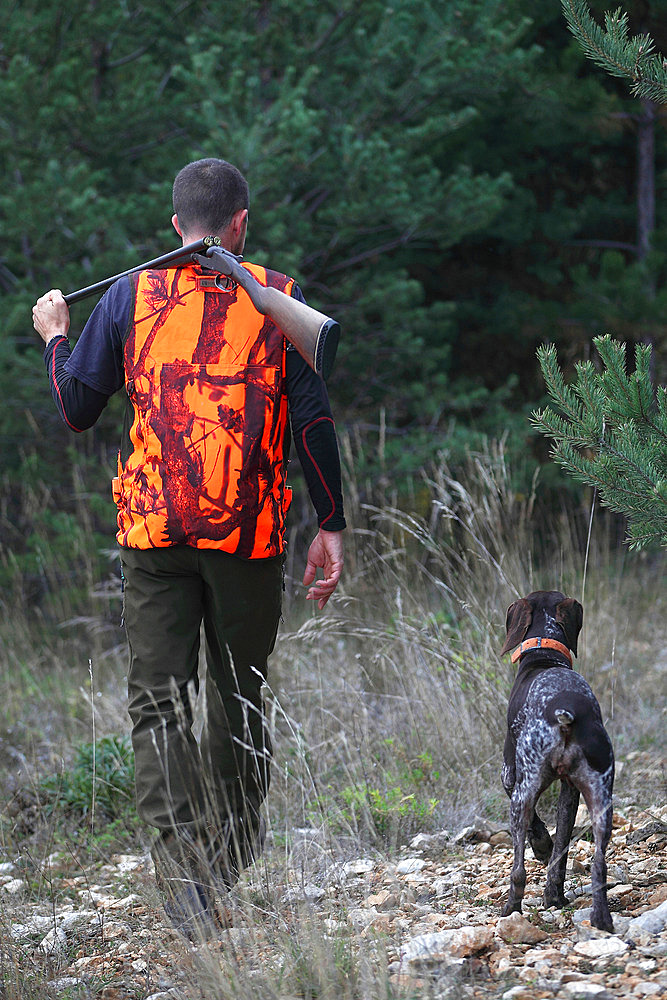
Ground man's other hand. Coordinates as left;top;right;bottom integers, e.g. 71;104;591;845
303;529;344;610
33;289;70;345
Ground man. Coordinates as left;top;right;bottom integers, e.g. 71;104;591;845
33;158;346;939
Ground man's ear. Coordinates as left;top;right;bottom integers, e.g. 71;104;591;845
230;208;248;244
172;213;183;238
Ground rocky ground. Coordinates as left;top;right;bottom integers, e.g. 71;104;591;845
1;780;665;998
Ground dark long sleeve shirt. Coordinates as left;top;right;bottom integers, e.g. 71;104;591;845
44;275;346;531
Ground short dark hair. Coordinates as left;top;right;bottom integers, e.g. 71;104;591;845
172;158;249;236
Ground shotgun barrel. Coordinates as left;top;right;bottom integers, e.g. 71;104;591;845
63;237;220;305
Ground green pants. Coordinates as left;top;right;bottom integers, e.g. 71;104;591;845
120;545;283;887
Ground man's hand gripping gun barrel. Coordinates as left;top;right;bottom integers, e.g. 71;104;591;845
62;237;340;380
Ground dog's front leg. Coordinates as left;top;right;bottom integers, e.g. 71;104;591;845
543;779;579;909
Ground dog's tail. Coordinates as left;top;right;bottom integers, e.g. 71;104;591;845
554;708;574;732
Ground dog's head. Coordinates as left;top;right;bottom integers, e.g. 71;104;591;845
500;590;583;657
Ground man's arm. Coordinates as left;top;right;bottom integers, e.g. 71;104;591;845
286;287;346;608
33;281;131;430
44;336;111;431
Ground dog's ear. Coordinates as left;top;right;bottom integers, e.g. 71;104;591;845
500;598;533;655
555;597;583;656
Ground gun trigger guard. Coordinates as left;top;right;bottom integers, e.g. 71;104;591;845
191;254;237;292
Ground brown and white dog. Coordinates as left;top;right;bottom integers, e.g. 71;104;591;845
500;591;615;932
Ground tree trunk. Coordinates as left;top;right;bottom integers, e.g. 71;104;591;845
636;97;656;262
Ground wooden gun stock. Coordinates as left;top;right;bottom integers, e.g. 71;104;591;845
194;247;340;380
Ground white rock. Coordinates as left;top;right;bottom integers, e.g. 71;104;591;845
98;920;132;940
58;910;100;933
627;899;667;937
11;915;54;939
496;911;549;944
104;892;142;911
561;983;609;996
396;858;427;875
573;937;629;958
607;883;634;899
401;925;495;966
282;883;325;902
523;947;556;966
77;889;109;906
37;927;68;958
347;907;378;929
612;914;631;935
453;825;478;844
1;878;26;894
112;854;146;873
0;862;15;875
634;984;665;998
409;831;449;852
46;977;88;993
341;859;375;877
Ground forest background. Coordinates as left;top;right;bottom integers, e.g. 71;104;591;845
3;0;667;598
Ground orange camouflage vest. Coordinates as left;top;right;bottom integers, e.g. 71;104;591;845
113;262;293;558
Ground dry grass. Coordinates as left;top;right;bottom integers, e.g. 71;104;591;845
0;446;665;997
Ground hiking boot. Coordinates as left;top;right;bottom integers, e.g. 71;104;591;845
205;814;267;893
162;879;218;941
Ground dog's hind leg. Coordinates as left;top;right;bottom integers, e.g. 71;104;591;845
585;773;614;932
543;779;579;909
503;785;534;917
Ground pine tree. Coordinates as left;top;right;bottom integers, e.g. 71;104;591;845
532;336;667;547
535;3;667;546
561;0;667;102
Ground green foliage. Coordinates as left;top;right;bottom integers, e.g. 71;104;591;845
532;335;667;547
337;745;440;845
562;0;667;102
40;734;135;821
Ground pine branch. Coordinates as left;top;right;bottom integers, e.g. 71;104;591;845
533;336;667;548
561;0;667;103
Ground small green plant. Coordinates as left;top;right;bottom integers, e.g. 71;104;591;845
41;734;135;821
340;782;439;844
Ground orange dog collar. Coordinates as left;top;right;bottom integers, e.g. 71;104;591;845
510;637;573;665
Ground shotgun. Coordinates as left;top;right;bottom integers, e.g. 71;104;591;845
63;238;340;379
193;246;339;381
